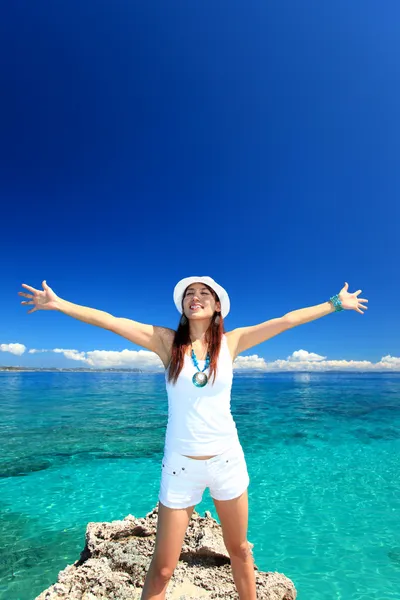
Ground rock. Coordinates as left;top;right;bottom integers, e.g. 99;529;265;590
35;505;297;599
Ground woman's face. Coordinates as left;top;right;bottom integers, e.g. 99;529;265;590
183;283;221;320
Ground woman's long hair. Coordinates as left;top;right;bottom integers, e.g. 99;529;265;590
167;285;225;385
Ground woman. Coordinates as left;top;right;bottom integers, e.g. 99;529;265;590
19;276;368;600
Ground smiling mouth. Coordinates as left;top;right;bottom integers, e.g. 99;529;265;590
190;305;203;311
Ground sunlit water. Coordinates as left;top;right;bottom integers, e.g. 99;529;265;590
0;371;399;600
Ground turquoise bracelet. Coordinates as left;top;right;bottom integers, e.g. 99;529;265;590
329;294;344;312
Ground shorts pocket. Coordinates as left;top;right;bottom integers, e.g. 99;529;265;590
213;450;245;477
161;458;186;476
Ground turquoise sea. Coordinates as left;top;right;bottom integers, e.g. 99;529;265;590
0;371;399;600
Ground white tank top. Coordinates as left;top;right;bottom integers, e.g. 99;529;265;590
164;334;239;456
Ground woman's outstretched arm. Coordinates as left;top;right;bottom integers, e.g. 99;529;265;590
229;282;368;356
18;280;174;354
285;282;368;326
19;280;117;328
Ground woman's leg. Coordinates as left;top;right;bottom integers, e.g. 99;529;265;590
140;501;195;600
213;490;257;600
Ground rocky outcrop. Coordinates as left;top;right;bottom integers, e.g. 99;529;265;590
36;505;297;599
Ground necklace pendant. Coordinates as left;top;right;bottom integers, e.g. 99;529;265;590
192;372;208;387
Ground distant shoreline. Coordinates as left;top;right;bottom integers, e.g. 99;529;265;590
0;367;398;374
0;367;146;373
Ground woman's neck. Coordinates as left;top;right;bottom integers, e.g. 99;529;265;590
188;321;210;343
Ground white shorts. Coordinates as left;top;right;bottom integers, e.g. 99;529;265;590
158;443;250;509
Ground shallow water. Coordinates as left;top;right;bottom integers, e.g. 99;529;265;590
0;371;399;599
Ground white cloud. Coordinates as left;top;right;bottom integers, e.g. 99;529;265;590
232;354;266;370
375;355;400;369
87;349;162;369
53;348;92;363
233;350;400;372
289;349;326;362
52;348;163;369
0;343;26;356
5;343;400;372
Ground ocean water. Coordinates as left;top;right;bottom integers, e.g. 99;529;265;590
0;371;399;600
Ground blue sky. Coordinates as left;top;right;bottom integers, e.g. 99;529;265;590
1;1;399;371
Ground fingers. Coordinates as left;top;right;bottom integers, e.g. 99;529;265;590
20;298;37;313
19;284;41;314
21;283;38;293
356;304;368;313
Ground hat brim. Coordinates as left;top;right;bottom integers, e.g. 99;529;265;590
173;276;230;318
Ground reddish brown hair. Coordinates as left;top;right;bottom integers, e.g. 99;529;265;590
167;284;225;385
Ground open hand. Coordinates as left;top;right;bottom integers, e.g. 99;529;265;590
18;281;60;314
338;282;368;314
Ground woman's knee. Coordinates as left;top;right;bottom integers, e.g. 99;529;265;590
150;557;175;582
227;540;253;561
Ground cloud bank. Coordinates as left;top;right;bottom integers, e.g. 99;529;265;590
0;343;26;356
2;345;394;371
233;350;400;371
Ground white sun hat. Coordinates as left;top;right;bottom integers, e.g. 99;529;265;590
173;276;230;318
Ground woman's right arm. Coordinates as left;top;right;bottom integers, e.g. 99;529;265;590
19;280;174;355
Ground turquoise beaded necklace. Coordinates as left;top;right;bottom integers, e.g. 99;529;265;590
191;347;210;387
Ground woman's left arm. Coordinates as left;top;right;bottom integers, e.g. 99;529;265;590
286;282;368;327
231;282;368;356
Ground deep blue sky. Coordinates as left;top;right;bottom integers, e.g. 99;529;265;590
1;1;399;370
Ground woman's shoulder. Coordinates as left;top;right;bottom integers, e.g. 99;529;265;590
154;327;176;369
223;330;240;362
155;326;176;341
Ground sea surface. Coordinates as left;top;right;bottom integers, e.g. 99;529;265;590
0;371;399;600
